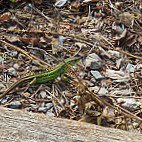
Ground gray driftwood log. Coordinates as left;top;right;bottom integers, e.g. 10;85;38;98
0;106;142;142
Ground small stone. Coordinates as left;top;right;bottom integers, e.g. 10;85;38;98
126;63;135;73
90;78;96;83
24;3;33;11
0;56;4;63
38;107;47;113
8;101;22;109
0;99;7;105
8;51;18;57
91;70;104;80
98;87;108;96
79;72;86;78
110;89;134;96
40;91;47;99
112;23;125;35
46;111;55;117
90;86;100;93
58;98;65;104
46;95;52;99
117;98;140;111
85;53;102;70
90;86;108;96
86;80;94;87
70;96;80;106
98;46;111;58
24;107;31;111
45;103;53;110
70;100;75;106
105;69;130;82
135;64;142;70
41;102;45;107
58;35;65;46
55;0;67;8
8;67;17;76
13;63;20;70
108;50;120;58
30;104;38;109
116;58;124;69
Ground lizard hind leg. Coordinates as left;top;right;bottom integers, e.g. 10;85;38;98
26;72;36;84
61;74;70;82
29;77;36;85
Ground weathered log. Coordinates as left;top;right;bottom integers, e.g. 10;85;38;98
0;106;141;142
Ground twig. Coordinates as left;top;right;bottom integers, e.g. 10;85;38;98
1;28;142;61
33;7;52;23
107;94;142;99
116;48;142;60
0;40;48;69
0;28;94;45
66;63;142;122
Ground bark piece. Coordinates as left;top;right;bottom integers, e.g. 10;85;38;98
0;106;141;142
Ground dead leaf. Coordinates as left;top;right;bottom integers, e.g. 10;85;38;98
119;32;137;47
119;12;134;27
19;37;40;45
75;42;87;49
70;0;81;11
0;12;11;22
8;25;19;31
113;28;127;41
51;37;63;54
0;64;6;70
125;34;137;47
105;69;130;82
5;36;20;42
21;92;31;97
137;36;142;43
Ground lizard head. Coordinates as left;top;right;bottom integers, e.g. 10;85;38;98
64;57;81;66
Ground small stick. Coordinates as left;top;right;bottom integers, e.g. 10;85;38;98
66;63;142;122
0;40;48;69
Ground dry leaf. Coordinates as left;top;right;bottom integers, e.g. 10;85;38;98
0;64;6;70
105;69;130;82
20;37;40;45
0;12;11;22
137;36;142;43
119;12;134;27
21;92;31;97
70;0;81;11
51;37;63;54
5;36;20;42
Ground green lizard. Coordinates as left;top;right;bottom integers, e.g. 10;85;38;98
0;57;80;99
